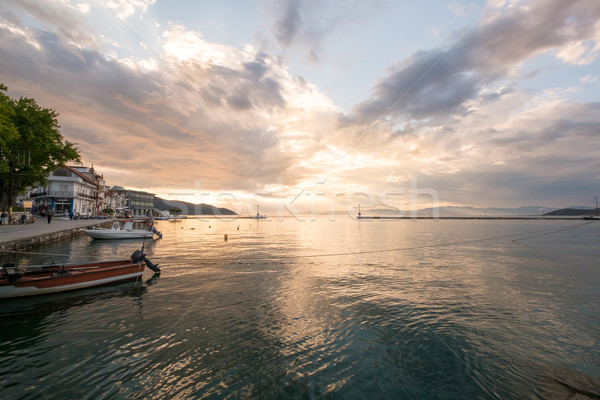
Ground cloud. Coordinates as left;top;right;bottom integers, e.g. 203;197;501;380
266;0;382;62
352;0;600;123
580;74;598;83
0;0;598;209
327;0;600;205
447;3;470;18
555;40;600;65
351;90;600;207
0;8;342;194
103;0;156;20
271;0;303;47
0;0;99;47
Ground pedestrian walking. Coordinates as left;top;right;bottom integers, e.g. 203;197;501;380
1;210;6;226
47;210;52;224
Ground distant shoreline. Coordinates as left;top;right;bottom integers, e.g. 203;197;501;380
153;215;597;221
356;216;597;220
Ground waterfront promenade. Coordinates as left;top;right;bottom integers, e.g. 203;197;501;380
0;217;113;252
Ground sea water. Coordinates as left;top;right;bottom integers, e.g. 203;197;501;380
1;218;599;399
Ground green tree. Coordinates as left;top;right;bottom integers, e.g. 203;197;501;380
0;84;19;170
0;84;81;208
169;207;182;215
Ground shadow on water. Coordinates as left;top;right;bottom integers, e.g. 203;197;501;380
0;273;161;343
0;272;161;400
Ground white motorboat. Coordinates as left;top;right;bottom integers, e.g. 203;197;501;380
84;221;162;240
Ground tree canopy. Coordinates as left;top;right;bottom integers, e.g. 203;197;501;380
0;84;81;208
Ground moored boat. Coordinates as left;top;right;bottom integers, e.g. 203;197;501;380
84;220;162;240
0;248;160;299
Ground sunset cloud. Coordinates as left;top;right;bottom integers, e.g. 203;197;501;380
0;0;598;211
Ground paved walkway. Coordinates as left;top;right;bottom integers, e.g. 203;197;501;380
0;217;114;245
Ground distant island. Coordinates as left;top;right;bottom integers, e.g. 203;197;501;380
360;205;599;219
151;201;598;218
544;207;599;216
366;206;557;218
154;197;237;216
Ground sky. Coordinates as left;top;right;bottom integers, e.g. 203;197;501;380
1;0;599;215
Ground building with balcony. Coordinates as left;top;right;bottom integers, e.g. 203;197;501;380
30;165;101;216
105;186;129;217
71;165;106;215
127;189;157;217
104;186;157;218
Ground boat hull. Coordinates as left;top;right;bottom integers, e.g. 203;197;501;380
84;230;155;239
0;260;146;299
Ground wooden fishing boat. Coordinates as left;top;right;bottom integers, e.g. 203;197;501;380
0;249;160;299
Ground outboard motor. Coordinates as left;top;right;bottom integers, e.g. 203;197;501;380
151;226;163;239
131;248;160;272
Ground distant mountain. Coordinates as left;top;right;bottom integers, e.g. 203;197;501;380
544;207;598;216
155;197;237;216
367;206;558;218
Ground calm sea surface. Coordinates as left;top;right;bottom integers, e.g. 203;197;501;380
1;218;599;399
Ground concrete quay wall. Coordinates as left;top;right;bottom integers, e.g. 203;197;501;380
0;219;113;253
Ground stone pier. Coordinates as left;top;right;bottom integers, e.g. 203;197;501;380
0;218;114;253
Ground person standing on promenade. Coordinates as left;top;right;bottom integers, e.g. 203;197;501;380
47;210;52;224
1;210;6;226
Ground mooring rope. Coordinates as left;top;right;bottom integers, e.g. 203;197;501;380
511;220;596;242
2;220;595;262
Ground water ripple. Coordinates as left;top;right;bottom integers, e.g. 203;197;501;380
1;219;599;399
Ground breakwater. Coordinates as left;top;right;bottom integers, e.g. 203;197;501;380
356;216;586;220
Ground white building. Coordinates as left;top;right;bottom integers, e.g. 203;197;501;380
31;166;102;216
71;165;106;215
105;186;129;217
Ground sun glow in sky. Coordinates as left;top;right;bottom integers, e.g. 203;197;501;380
1;0;599;214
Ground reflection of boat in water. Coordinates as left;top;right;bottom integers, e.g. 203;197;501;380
84;220;162;239
0;248;160;299
0;272;160;348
